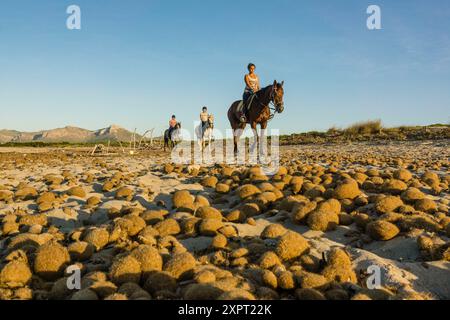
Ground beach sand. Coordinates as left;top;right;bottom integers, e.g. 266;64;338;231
0;140;448;300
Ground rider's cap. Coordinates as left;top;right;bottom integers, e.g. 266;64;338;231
172;115;176;118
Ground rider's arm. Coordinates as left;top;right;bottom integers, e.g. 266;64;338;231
256;74;261;91
244;74;252;89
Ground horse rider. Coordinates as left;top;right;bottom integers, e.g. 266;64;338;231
240;63;261;123
168;115;177;138
200;106;211;137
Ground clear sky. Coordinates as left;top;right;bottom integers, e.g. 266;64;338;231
1;0;449;136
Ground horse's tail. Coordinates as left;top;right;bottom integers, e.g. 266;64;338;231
228;101;242;128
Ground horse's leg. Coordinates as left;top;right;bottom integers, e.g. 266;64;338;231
249;122;258;156
207;131;213;158
233;129;238;156
200;127;204;153
201;137;206;163
234;127;244;159
205;131;213;164
260;121;268;160
196;128;202;152
207;131;212;151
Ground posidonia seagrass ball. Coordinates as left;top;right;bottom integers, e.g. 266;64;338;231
34;242;70;281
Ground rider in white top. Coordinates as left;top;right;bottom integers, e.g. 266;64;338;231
241;63;260;123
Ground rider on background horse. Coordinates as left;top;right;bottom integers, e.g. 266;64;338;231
168;115;177;138
200;106;210;138
240;63;261;123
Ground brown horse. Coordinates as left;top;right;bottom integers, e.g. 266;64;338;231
227;80;285;156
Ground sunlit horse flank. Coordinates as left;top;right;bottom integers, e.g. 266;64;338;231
227;80;285;159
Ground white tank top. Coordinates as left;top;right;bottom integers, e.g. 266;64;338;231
245;74;259;92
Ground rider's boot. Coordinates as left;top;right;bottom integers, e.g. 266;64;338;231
239;112;247;123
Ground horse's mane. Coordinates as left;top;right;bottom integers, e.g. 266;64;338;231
255;85;273;95
253;85;274;102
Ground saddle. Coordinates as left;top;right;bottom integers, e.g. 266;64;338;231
237;94;256;116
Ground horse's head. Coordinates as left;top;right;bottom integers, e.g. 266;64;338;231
271;80;284;113
176;122;182;129
208;115;214;128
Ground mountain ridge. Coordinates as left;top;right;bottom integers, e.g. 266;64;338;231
0;125;140;143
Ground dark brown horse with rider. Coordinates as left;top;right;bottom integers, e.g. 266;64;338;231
164;122;181;152
227;80;285;156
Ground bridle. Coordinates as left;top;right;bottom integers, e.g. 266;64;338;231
253;85;283;121
208;116;214;130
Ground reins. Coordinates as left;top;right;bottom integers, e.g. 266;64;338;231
252;85;279;121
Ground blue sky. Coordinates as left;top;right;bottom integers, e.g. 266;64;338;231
1;0;449;136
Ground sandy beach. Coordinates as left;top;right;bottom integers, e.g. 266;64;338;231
0;140;449;300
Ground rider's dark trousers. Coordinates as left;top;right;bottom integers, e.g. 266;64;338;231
242;90;253;114
243;91;252;104
201;121;208;136
168;127;174;138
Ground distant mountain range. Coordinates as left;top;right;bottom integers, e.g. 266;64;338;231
0;125;140;143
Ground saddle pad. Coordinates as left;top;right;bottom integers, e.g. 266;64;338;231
237;94;256;113
237;101;244;112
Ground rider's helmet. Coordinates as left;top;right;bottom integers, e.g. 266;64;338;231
202;106;207;111
172;115;176;119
